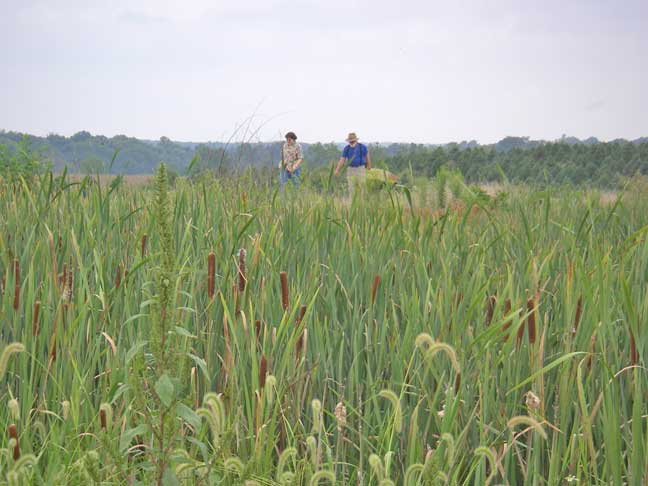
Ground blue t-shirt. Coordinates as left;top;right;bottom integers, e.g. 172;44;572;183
342;143;368;167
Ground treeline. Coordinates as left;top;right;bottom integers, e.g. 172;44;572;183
1;130;647;187
384;141;648;187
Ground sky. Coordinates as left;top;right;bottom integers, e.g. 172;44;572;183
1;0;647;144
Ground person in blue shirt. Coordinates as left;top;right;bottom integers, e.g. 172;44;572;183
335;132;372;195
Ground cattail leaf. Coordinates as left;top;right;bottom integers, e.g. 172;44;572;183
507;352;585;394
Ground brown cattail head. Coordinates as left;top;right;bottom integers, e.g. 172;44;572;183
61;263;67;288
296;305;307;360
141;234;147;258
527;298;537;345
280;271;289;311
255;319;262;342
32;301;41;337
238;248;247;293
13;259;19;311
115;264;122;289
57;235;63;251
454;372;462;394
259;355;268;389
297;305;307;325
485;295;497;326
502;298;512;341
371;275;381;304
207;252;216;299
629;328;639;366
573;295;583;336
516;321;525;348
99;409;107;431
8;424;19;460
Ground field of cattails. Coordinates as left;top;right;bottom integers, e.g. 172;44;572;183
0;166;646;485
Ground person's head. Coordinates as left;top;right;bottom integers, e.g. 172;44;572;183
346;132;358;146
285;132;297;144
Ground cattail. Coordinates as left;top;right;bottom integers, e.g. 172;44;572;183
296;305;307;360
485;295;496;326
255;320;262;343
61;263;67;287
516;321;525;348
454;372;461;394
259;355;268;389
141;234;147;258
280;271;289;311
207;252;216;299
629;328;639;366
371;275;381;304
8;424;19;460
335;401;347;433
115;264;122;289
32;301;40;337
233;284;240;316
502;298;512;341
12;259;19;311
124;269;129;285
527;298;536;345
57;235;62;251
238;249;247;293
573;295;582;336
99;408;107;431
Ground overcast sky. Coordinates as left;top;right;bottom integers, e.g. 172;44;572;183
1;0;647;144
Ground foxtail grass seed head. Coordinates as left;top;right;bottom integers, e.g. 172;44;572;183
62;401;71;421
280;271;289;311
238;248;247;292
8;398;20;420
0;343;25;380
207;252;216;299
507;415;547;440
311;399;322;433
378;389;402;433
265;375;277;405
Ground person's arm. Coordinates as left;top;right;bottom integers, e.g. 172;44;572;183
335;157;346;176
290;144;303;171
366;148;372;170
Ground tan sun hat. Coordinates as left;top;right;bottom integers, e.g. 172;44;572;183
345;132;358;142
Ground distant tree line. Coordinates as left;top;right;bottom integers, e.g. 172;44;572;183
1;130;647;187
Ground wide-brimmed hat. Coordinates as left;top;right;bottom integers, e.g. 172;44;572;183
345;132;358;142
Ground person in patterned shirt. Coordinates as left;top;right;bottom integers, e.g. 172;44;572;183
279;131;303;188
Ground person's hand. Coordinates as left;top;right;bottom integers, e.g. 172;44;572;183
286;164;293;173
334;168;340;176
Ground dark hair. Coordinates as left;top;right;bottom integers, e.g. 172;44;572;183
285;132;297;140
